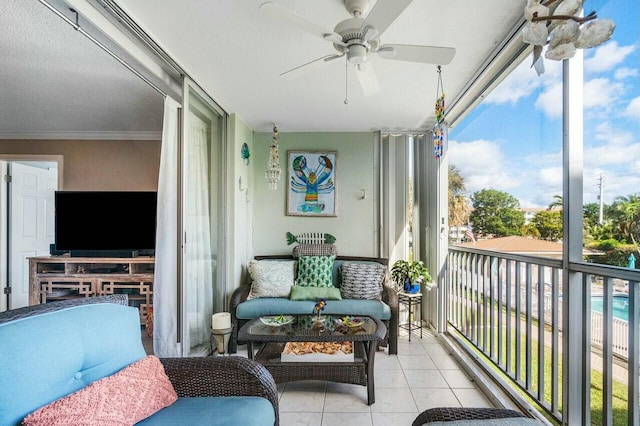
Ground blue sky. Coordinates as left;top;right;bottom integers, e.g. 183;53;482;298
448;0;639;209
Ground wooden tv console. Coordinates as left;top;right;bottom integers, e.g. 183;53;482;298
28;256;154;323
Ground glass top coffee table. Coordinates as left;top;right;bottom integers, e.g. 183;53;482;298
238;314;386;405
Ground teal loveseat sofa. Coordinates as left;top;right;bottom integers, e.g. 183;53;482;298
0;295;278;426
230;255;398;355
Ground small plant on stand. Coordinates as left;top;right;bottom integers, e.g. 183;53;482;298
391;260;432;293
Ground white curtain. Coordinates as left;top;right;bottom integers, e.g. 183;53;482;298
183;113;213;352
153;96;181;357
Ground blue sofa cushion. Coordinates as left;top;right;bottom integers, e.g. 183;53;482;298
236;297;391;320
136;396;276;426
0;304;146;426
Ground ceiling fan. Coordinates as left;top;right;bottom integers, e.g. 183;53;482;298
260;0;456;97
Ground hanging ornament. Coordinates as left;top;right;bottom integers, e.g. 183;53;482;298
435;66;445;125
433;126;444;160
241;142;250;165
433;65;445;160
265;125;281;190
522;1;615;74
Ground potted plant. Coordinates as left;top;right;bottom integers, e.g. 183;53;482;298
390;259;432;293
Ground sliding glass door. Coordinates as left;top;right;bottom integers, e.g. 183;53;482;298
181;79;226;356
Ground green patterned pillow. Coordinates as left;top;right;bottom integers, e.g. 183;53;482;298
296;255;335;287
289;286;342;301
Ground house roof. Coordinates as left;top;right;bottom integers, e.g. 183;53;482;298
455;235;602;257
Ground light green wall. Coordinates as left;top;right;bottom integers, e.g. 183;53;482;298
252;131;378;256
229;114;254;288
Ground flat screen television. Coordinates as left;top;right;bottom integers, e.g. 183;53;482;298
54;191;157;257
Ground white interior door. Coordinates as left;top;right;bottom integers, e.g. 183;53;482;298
9;162;57;309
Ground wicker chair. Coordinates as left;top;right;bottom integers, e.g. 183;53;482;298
1;296;279;426
160;356;279;425
412;407;526;425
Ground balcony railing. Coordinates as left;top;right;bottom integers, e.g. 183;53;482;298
446;246;640;425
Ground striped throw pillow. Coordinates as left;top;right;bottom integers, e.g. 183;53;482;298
339;262;385;300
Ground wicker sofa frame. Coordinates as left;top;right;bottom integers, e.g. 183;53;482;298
412;407;527;425
229;255;398;355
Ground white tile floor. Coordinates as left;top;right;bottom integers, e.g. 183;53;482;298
234;327;494;426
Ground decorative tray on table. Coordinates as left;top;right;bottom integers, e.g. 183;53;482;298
260;315;294;327
281;341;354;363
334;316;366;329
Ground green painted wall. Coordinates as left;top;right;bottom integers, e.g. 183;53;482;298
229;114;254;288
252;131;377;257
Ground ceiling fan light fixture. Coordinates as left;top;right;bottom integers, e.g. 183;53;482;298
356;62;370;71
347;43;368;64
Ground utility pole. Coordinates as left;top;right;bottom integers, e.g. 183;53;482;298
598;174;604;225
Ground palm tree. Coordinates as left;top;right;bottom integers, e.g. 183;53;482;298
548;194;563;211
521;222;540;238
611;194;640;248
448;165;470;242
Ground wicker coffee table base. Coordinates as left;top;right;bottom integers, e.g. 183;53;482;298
252;342;374;404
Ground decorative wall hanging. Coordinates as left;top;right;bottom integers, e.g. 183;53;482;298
433;126;444;160
433;66;446;160
241;142;250;165
523;0;615;76
435;66;445;125
265;125;281;190
286;150;337;217
286;232;337;245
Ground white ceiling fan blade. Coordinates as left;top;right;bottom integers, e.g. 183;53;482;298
260;2;343;44
359;0;412;40
355;63;380;96
280;54;344;79
377;44;456;65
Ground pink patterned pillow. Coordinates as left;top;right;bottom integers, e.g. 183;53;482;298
23;355;177;426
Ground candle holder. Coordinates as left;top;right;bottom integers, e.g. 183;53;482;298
210;325;234;356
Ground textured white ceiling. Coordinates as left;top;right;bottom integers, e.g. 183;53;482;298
115;0;526;132
0;0;163;138
1;0;526;136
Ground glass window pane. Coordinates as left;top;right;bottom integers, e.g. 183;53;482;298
449;57;563;246
581;0;639;268
184;86;223;355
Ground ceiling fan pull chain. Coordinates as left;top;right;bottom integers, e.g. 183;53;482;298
344;56;349;105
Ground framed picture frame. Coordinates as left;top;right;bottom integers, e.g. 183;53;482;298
286;150;337;217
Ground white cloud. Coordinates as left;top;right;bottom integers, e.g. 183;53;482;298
584;78;625;110
585;143;638;168
448;139;520;195
593;121;634;146
484;58;561;106
625;97;640;119
529;77;627;120
484;61;541;105
539;166;563;188
584;41;637;73
582;134;640;204
614;67;639;80
534;81;562;118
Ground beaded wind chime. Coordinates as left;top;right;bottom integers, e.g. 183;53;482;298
265;125;281;190
433;66;445;160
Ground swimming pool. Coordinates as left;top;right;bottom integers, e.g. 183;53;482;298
591;294;629;321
